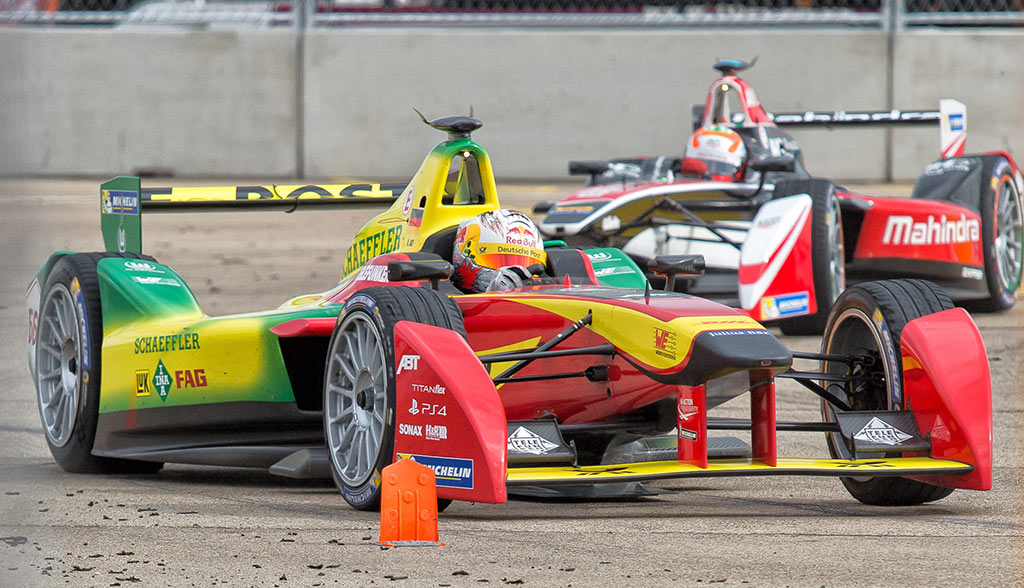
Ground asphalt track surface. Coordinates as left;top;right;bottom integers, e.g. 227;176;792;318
0;178;1021;587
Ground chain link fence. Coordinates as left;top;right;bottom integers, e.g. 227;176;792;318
1;0;1021;27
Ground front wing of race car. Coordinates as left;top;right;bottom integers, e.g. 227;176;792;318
385;312;990;504
505;457;971;487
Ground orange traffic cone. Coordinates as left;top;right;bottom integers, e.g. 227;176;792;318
378;458;444;547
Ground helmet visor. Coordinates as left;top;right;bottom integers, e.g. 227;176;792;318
473;243;546;270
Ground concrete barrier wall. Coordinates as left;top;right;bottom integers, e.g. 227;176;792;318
892;30;1024;179
0;29;298;177
1;27;1021;181
305;29;891;181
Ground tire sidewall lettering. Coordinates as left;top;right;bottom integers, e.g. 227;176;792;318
867;302;901;408
342;470;382;506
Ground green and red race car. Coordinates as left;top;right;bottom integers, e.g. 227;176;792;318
27;114;992;510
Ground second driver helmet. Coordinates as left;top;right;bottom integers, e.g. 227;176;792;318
683;124;747;180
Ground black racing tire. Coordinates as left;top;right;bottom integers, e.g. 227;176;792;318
35;253;164;474
323;286;466;511
821;279;955;506
964;155;1022;312
772;179;846;336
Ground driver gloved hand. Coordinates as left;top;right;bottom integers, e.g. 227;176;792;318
486;265;533;292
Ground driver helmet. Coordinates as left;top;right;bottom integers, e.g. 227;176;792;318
683;124;747;180
452;209;546;292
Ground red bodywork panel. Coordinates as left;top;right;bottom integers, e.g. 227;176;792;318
900;308;992;490
676;386;708;468
736;199;816;321
392;321;508;504
324;252;427;304
454;287;754;423
749;369;777;467
269;317;336;337
846;195;984;267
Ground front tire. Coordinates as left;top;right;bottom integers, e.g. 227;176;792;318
323;286;465;510
35;253;163;474
773;179;845;336
821;279;954;506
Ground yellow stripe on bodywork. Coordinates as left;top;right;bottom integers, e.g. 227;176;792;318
507;296;763;370
506;457;972;486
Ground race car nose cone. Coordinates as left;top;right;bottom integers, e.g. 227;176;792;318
672;329;792;387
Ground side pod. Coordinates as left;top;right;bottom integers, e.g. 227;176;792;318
738;194;815;320
901;308;992;490
391;321;508;503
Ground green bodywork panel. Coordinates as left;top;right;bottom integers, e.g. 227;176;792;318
579;247;649;289
94;257;340;413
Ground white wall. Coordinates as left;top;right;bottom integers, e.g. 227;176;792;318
2;27;1021;181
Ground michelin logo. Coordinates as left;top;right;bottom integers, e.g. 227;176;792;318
399;454;473;489
760;292;810;319
102;190;140;215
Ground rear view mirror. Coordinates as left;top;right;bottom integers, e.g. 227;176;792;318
388;259;453;290
648;254;706;292
568;161;610;176
533;201;555;215
750;156;796;174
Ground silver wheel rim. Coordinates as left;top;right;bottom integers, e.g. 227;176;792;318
995;177;1023;291
324;311;388;488
36;284;81;448
826;195;846;301
822;308;893;471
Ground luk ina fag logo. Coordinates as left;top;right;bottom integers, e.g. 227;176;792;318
152;360;172;401
145;359;207;402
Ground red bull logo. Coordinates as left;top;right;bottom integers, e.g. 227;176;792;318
505;224;537;246
507;225;535;237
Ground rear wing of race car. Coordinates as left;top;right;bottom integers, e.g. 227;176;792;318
99;176;405;254
692;99;968;160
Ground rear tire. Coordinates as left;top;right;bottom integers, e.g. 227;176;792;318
965;156;1022;312
323;286;465;511
821;279;954;506
35;253;164;474
773;179;845;336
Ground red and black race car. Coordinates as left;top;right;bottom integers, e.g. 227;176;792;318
28;114;992;512
536;59;1023;335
